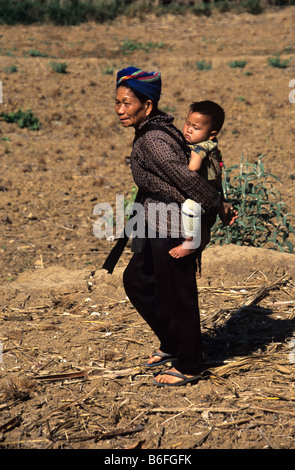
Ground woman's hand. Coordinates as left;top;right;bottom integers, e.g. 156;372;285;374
219;201;238;226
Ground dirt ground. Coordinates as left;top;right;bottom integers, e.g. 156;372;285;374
0;6;295;450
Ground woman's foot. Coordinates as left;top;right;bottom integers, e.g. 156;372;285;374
145;350;176;368
153;367;202;387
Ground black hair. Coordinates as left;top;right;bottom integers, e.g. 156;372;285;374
189;100;225;134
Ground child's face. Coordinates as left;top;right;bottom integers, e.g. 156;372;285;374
183;112;215;145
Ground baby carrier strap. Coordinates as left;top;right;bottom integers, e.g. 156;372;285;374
134;123;190;160
208;148;223;188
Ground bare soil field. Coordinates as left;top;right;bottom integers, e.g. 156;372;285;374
0;7;295;450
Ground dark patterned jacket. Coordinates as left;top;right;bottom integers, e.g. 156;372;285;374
130;112;221;237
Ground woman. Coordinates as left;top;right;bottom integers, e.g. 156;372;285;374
115;67;235;386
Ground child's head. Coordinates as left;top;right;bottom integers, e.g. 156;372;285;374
183;100;225;145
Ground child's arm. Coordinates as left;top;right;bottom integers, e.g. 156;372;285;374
188;150;203;172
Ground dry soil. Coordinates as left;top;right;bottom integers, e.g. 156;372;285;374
0;7;295;450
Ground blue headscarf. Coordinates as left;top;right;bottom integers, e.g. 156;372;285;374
116;66;162;103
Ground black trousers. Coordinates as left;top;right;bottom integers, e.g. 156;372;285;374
123;235;204;374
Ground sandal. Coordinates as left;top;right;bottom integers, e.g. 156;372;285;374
145;351;177;368
152;370;202;387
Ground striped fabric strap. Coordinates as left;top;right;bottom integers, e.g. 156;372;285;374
117;69;160;85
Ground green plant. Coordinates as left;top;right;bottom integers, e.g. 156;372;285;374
120;39;164;54
0;48;15;57
268;54;292;68
3;65;18;73
196;59;212;71
241;0;263;14
162;105;176;113
0;108;41;130
191;2;211;16
49;61;68;73
214;0;231;12
125;185;137;205
0;0;269;26
228;60;247;68
27;48;47;57
102;65;115;75
210;156;295;253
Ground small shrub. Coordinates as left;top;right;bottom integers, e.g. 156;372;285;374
228;60;247;68
120;39;164;55
0;48;15;57
3;65;18;73
268;54;292;68
50;61;68;73
210;156;295;253
102;65;115;75
191;3;211;16
27;48;47;57
241;0;263;14
196;59;212;71
0;108;41;130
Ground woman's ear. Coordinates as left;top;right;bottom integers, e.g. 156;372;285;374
146;100;153;116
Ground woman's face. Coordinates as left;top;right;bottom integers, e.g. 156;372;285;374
115;86;151;128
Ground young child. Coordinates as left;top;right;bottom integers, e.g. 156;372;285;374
169;100;225;260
